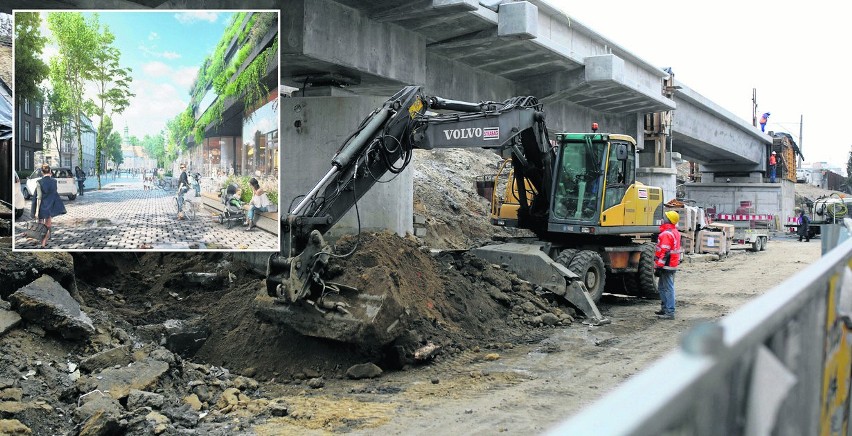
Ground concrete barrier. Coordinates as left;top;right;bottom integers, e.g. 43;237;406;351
550;234;852;435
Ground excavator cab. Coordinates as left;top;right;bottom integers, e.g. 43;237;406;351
491;133;662;236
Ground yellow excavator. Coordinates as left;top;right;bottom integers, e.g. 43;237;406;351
262;86;664;346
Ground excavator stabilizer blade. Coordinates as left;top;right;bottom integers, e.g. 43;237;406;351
472;243;608;324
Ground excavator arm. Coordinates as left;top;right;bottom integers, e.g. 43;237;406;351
267;86;555;303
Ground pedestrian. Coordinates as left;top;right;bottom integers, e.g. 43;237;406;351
245;177;270;231
769;151;777;183
654;210;682;320
31;163;67;248
74;165;86;196
176;163;190;220
797;208;810;242
759;112;770;132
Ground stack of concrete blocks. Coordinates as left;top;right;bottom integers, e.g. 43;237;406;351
669;206;699;255
697;230;728;255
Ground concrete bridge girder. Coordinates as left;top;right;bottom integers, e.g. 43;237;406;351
671;84;770;169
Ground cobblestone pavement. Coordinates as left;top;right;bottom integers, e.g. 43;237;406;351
13;182;279;251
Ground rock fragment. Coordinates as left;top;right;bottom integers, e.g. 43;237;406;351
9;276;94;340
346;363;383;379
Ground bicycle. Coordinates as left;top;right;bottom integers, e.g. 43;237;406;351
174;188;197;220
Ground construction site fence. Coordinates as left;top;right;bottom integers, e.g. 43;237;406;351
549;228;852;436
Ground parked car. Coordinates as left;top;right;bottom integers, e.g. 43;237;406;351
13;172;25;219
24;167;77;201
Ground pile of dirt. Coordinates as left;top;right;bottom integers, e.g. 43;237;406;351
325;232;573;359
413;148;532;249
68;234;573;382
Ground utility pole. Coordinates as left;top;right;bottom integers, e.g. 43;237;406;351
752;88;758;127
799;114;803;163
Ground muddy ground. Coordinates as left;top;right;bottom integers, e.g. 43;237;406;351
0;172;838;435
0;232;823;435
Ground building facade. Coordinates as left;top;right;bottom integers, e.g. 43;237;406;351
16;97;43;175
181;11;279;179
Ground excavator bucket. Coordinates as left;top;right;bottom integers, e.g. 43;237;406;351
471;243;609;325
256;282;407;347
261;231;407;347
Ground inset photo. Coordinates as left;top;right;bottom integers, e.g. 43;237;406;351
11;10;280;251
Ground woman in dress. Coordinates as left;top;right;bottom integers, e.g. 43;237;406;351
32;164;67;247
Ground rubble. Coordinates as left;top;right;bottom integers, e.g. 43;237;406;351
9;276;94;340
0;306;21;337
80;345;132;373
163;318;209;357
346;363;383;380
76;358;169;400
0;251;77;300
127;390;164;411
0;419;31;435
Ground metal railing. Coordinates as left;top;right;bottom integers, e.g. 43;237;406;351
550;227;852;436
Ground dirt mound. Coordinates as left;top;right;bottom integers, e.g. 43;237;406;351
67;236;571;382
413;148;532;249
324;232;573;363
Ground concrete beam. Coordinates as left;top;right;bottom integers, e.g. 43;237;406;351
284;0;426;89
672;85;769;167
498;1;538;39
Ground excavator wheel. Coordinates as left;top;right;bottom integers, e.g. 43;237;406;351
556;249;606;303
626;242;658;299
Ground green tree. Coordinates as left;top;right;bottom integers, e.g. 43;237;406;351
14;12;49;106
45;59;74;164
141;132;166;168
47;12;97;171
85;20;134;189
844;148;852;194
107;131;123;168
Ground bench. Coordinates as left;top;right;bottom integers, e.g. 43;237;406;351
199;192;279;235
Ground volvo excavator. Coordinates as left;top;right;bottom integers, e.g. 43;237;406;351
262;86;664;346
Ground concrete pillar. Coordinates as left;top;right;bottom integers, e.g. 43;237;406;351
282;94;414;239
220;137;234;173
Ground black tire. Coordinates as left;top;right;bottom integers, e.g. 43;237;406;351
751;239;760;252
627;242;658;299
15;208;23;219
22;187;30;200
557;249;606;303
67;194;76;201
759;236;767;251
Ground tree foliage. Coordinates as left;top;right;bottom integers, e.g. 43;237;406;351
85;19;134;188
844;148;852;194
47;12;97;171
14;12;49;105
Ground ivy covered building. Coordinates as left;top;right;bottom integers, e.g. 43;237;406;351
176;11;279;179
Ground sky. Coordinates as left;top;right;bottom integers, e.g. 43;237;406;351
549;0;852;173
36;10;233;141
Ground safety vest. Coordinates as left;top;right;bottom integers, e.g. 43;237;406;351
655;223;682;270
769;155;776;166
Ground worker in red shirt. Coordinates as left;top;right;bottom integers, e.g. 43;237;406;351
769;151;777;183
654;211;682;319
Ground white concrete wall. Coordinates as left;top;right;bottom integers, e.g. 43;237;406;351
282;95;414;238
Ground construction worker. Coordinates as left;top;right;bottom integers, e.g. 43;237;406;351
654;210;682;320
759;112;770;132
769;151;777;183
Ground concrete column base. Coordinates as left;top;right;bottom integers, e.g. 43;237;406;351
282;95;414;239
637;166;677;202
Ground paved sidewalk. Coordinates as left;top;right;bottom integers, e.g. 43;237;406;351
13;182;279;251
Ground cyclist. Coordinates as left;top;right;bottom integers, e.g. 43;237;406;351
176;163;190;220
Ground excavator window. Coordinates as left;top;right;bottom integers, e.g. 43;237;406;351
552;137;605;221
602;141;634;211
